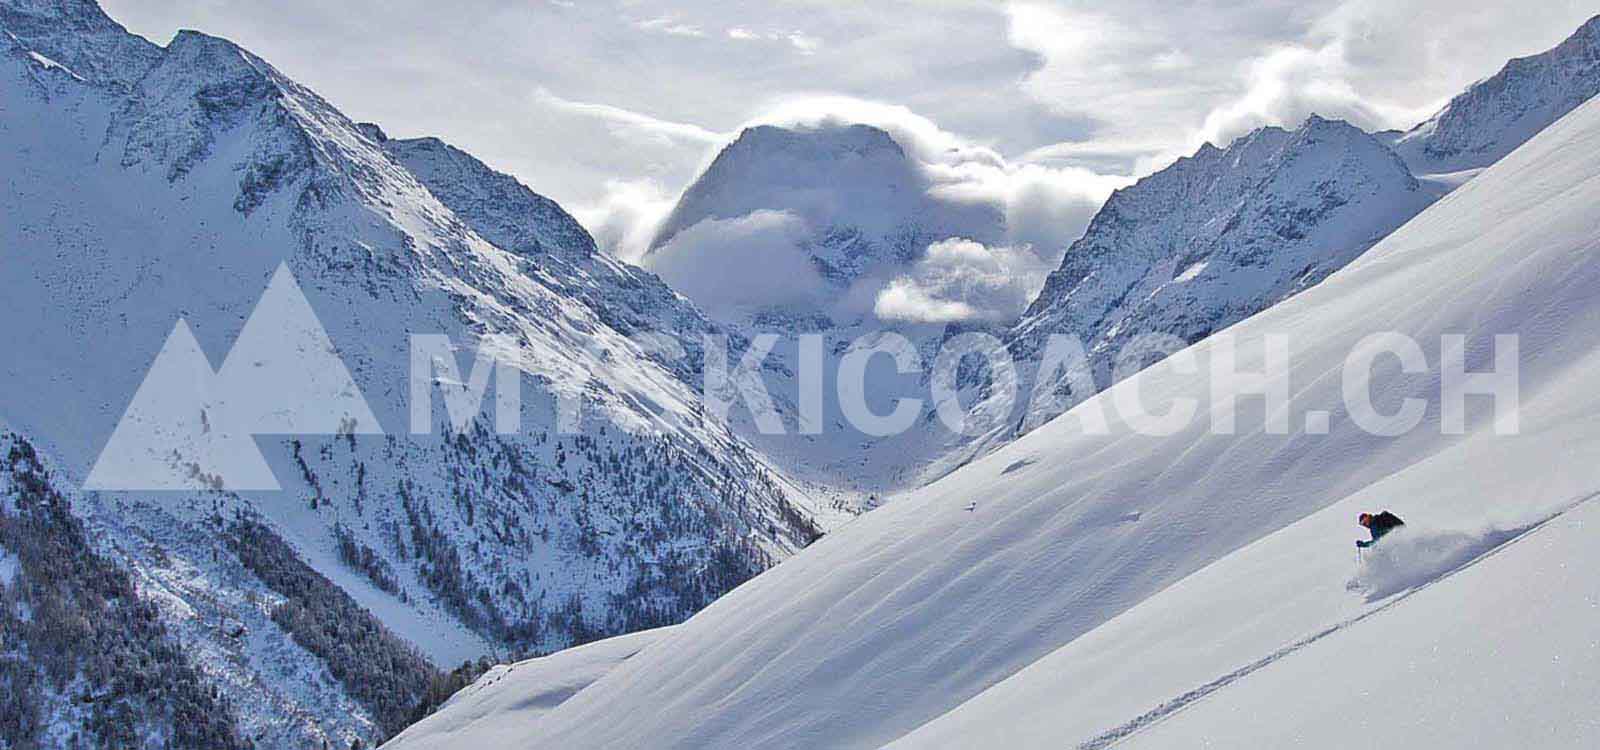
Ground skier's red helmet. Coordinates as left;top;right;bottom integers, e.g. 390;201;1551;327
1358;512;1373;527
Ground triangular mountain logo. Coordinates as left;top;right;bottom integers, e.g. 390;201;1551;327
86;264;383;491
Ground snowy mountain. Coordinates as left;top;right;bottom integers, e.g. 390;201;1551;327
995;115;1441;437
446;87;1600;750
378;130;750;387
644;122;1006;326
1387;14;1600;173
0;0;826;745
633;121;1028;495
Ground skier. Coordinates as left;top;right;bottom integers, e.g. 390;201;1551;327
1355;511;1405;548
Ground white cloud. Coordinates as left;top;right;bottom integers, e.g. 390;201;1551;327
719;26;824;54
643;210;827;321
634;15;704;37
533;88;726;146
571;178;679;264
102;0;1597;276
751;95;999;167
757;95;1128;264
1005;0;1596;172
874;238;1046;324
1193;43;1386;147
626;95;1130;324
787;31;822;54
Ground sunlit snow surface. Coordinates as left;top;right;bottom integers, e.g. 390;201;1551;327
445;96;1600;749
383;627;671;750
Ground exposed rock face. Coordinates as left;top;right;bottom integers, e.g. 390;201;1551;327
1003;116;1434;433
1388;15;1600;173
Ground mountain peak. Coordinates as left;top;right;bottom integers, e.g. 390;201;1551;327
1006;108;1425;432
728;122;907;160
1390;14;1600;172
643;119;1006;327
0;0;158;86
355;121;388;143
383;134;598;262
649;121;927;254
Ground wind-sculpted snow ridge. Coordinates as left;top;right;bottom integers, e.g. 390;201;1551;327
519;94;1600;750
0;0;826;745
1387;14;1600;173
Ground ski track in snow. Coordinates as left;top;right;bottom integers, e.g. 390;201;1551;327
1077;490;1600;750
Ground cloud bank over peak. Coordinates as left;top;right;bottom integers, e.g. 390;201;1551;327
874;238;1049;325
646;209;827;321
633;96;1130;326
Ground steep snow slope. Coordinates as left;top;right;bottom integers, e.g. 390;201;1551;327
1388;14;1600;173
0;0;824;743
998;115;1439;438
380;133;747;387
1113;501;1600;749
384;626;671;750
518;92;1600;749
896;386;1600;747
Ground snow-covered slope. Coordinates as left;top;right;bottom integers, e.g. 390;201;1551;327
0;0;825;744
995;115;1439;437
1388;14;1600;173
384;626;671;750
509;90;1600;749
380;132;741;386
1109;501;1600;750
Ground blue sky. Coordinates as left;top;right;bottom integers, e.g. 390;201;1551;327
103;0;1597;257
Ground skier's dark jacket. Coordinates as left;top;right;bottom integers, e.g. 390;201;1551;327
1357;511;1405;548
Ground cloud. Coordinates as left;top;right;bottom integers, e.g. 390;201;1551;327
1005;0;1597;173
533;88;726;146
642;210;827;321
622;95;1130;325
923;158;1128;267
633;15;704;37
746;95;1125;260
874;238;1049;324
786;31;822;54
720;26;823;54
101;0;1599;239
1192;43;1392;148
571;178;679;264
